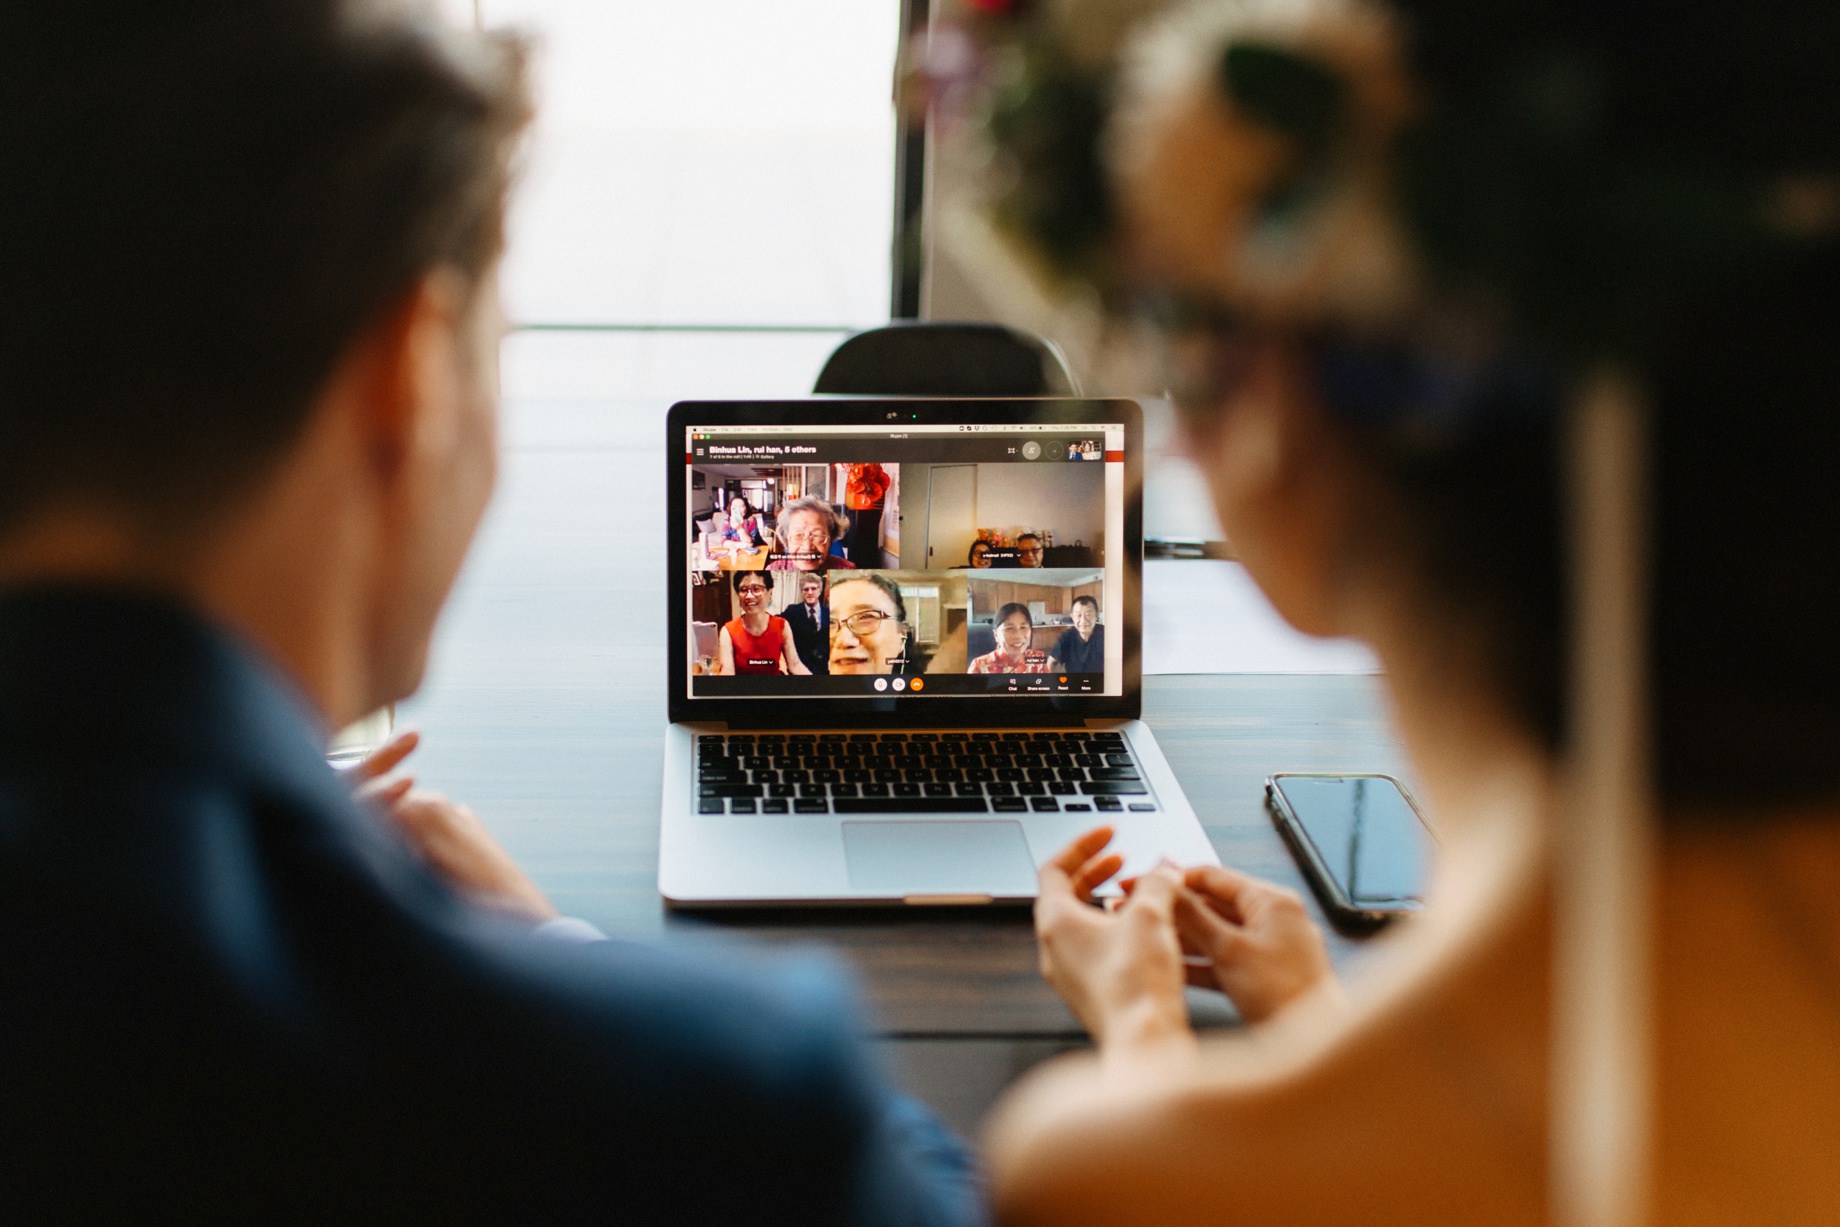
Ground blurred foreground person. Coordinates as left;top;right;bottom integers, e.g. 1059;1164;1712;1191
928;0;1840;1221
0;5;980;1222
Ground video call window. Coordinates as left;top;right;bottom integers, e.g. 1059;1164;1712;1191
690;462;897;573
690;569;831;677
899;461;1103;571
685;422;1123;698
690;569;973;691
965;573;1106;675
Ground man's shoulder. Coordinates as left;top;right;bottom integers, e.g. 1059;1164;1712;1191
0;595;980;1224
0;766;897;1205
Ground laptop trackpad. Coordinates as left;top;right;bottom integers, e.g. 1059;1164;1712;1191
842;820;1038;897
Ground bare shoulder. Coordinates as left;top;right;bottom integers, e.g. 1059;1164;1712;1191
1653;817;1840;1221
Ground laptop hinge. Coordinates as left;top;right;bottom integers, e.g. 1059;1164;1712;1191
711;715;1090;731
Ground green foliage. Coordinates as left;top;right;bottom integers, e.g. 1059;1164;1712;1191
983;43;1117;289
1219;42;1348;160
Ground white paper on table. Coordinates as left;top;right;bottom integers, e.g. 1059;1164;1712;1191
1140;559;1380;675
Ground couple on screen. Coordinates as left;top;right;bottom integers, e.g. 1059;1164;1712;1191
720;570;917;678
5;1;1836;1223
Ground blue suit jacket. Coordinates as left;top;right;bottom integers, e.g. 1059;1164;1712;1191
782;599;831;675
0;588;981;1224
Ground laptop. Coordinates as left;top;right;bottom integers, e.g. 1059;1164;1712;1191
660;397;1219;906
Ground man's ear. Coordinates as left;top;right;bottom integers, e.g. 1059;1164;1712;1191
354;270;472;485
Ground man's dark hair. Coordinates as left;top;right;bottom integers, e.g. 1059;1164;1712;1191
0;2;530;538
1071;595;1098;612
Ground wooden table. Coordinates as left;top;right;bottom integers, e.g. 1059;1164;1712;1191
400;400;1409;1135
706;543;768;570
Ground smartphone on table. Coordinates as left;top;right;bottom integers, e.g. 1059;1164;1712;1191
1265;773;1436;932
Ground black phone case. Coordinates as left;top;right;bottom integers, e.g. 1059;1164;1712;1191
1265;779;1403;934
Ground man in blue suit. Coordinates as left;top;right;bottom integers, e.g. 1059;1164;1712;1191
783;572;833;675
0;5;981;1222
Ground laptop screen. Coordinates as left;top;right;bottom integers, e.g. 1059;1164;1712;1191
668;399;1142;722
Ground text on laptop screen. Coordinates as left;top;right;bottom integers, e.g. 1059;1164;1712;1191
684;421;1126;700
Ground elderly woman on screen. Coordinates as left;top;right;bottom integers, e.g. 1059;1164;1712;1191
767;497;855;573
827;574;918;676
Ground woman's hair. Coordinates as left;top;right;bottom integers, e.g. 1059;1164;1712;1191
831;573;931;674
1321;1;1840;812
773;497;848;549
943;0;1840;813
728;569;770;596
1642;250;1840;808
993;602;1033;629
837;572;906;623
967;541;990;564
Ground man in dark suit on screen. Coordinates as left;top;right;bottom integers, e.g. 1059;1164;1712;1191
783;572;832;675
0;5;980;1222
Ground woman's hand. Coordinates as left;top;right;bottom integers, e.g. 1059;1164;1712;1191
344;729;558;923
1170;864;1340;1023
1033;828;1196;1061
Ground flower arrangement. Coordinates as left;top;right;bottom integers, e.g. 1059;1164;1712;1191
911;0;1837;416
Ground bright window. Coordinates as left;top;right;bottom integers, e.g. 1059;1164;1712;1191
473;1;902;399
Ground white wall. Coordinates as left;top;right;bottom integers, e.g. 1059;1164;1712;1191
973;462;1104;551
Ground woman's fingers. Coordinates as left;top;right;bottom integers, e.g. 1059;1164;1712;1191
1172;870;1337;1022
1119;867;1184;928
1036;827;1118;925
1172;883;1247;963
1046;826;1116;876
1183;862;1279;924
1184;961;1221;991
1040;827;1116;896
1070;852;1125;899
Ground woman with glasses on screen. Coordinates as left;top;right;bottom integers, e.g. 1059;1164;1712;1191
716;571;809;677
828;574;920;676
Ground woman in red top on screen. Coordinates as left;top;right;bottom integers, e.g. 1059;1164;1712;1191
716;571;810;676
968;603;1060;674
767;497;856;572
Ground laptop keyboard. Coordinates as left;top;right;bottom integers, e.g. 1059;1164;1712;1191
695;730;1157;817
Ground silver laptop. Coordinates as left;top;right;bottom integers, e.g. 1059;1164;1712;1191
660;397;1219;906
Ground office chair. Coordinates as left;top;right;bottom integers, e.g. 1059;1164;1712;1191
813;321;1080;396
